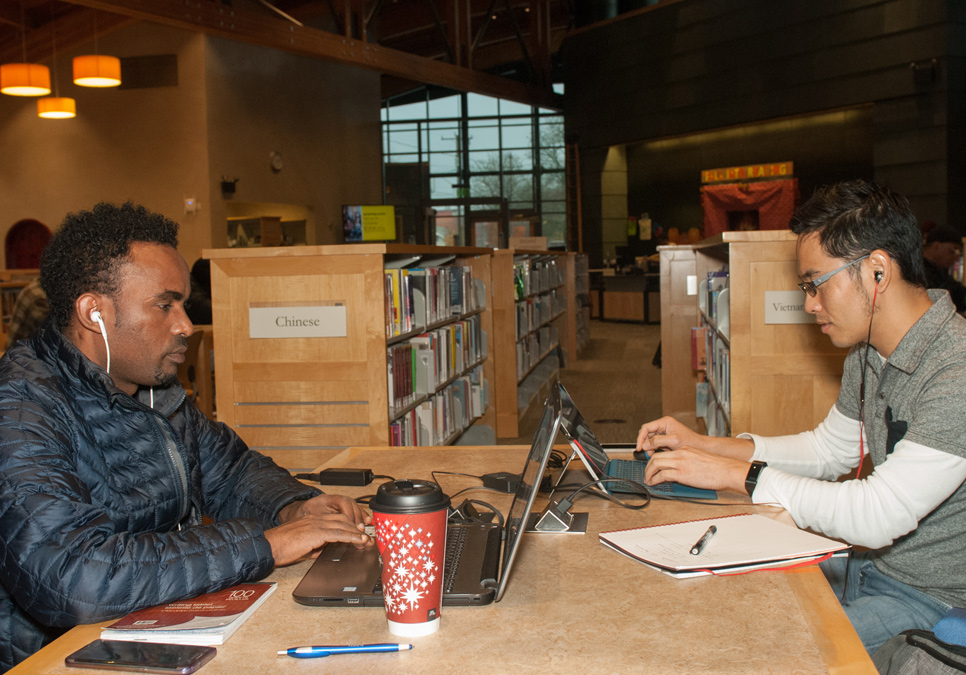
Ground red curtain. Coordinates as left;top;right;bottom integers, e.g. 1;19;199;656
700;178;799;237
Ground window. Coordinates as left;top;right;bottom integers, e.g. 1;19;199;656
382;90;567;247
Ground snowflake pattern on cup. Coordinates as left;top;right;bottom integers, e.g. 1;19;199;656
375;519;442;620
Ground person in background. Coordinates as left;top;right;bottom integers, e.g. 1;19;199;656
0;202;371;673
637;180;966;654
4;278;48;349
185;257;213;325
922;225;965;313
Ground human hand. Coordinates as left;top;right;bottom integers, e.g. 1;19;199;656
635;416;703;455
269;495;372;567
643;445;750;493
265;511;372;567
280;494;371;529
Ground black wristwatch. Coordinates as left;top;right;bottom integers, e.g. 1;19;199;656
745;461;767;497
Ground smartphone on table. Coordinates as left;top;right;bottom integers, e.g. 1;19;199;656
65;639;216;674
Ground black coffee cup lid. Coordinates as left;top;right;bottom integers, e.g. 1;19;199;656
370;479;451;514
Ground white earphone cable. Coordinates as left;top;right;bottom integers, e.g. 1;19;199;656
91;311;110;374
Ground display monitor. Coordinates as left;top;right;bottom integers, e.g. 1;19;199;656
342;205;397;242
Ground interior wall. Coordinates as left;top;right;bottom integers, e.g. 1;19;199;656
626;107;875;237
564;0;961;265
203;37;383;250
0;24;210;267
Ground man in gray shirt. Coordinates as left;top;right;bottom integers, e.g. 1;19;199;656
637;180;966;652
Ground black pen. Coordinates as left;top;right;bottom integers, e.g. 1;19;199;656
689;525;717;555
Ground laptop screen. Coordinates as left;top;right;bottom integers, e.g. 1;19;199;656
494;384;561;602
557;381;610;474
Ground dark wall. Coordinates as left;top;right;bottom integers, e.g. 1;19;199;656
562;0;964;265
626;107;875;236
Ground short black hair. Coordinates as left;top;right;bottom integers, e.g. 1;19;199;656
40;202;179;330
789;179;926;287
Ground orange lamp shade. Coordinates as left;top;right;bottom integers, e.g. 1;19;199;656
0;63;51;96
37;97;76;119
72;55;121;87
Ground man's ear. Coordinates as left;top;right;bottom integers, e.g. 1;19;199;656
76;294;107;334
868;250;892;288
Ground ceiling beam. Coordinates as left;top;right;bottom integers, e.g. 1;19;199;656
0;7;135;65
0;4;22;30
58;0;561;109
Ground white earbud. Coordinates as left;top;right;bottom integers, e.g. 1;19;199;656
90;309;110;373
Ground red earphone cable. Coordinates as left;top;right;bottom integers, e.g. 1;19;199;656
857;281;878;477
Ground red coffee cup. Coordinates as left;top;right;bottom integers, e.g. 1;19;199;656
369;480;450;637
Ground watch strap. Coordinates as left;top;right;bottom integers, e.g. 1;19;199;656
745;460;767;497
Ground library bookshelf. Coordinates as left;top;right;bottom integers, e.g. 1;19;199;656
660;231;848;438
491;249;579;438
205;244;495;470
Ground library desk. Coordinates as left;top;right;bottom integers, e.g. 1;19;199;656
13;446;874;674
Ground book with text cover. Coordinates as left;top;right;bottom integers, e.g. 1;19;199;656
100;582;276;646
599;514;849;579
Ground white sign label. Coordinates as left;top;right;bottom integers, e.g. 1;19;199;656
686;275;697;296
248;305;348;339
764;291;813;324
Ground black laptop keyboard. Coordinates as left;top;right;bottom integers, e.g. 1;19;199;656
607;459;673;493
442;524;470;592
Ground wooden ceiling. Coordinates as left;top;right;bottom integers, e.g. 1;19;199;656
0;0;574;108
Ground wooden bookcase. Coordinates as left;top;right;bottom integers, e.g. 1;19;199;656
660;231;848;437
204;244;495;470
491;249;578;438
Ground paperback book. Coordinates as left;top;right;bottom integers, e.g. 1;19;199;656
100;582;277;646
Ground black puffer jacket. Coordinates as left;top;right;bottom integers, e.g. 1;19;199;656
0;325;319;672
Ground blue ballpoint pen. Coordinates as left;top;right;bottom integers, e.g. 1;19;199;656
278;643;413;658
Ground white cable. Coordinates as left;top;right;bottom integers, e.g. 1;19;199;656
91;310;110;374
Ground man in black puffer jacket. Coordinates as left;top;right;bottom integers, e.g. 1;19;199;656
0;203;371;672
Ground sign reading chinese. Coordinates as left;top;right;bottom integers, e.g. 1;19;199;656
701;162;794;184
248;303;347;338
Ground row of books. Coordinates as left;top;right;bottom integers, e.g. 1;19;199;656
389;367;486;446
513;256;565;301
384;265;482;338
387;316;486;416
514;290;566;340
695;319;731;436
698;268;730;325
516;325;558;380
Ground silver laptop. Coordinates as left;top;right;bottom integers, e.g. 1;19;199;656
293;385;562;607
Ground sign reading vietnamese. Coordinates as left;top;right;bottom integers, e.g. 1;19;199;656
764;291;813;325
248;303;348;338
701;162;794;184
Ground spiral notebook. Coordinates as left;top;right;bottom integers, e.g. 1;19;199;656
599;513;849;578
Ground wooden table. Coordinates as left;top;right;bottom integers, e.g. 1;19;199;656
12;446;874;674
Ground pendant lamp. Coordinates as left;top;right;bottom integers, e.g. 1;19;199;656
37;12;75;119
0;62;51;96
37;96;76;119
72;54;121;87
72;10;120;88
1;2;51;96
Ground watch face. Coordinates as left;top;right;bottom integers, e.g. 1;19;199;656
745;461;767;496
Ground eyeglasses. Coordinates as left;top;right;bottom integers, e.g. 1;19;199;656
798;254;870;297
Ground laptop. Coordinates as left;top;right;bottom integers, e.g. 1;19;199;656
293;385;562;607
555;381;717;500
